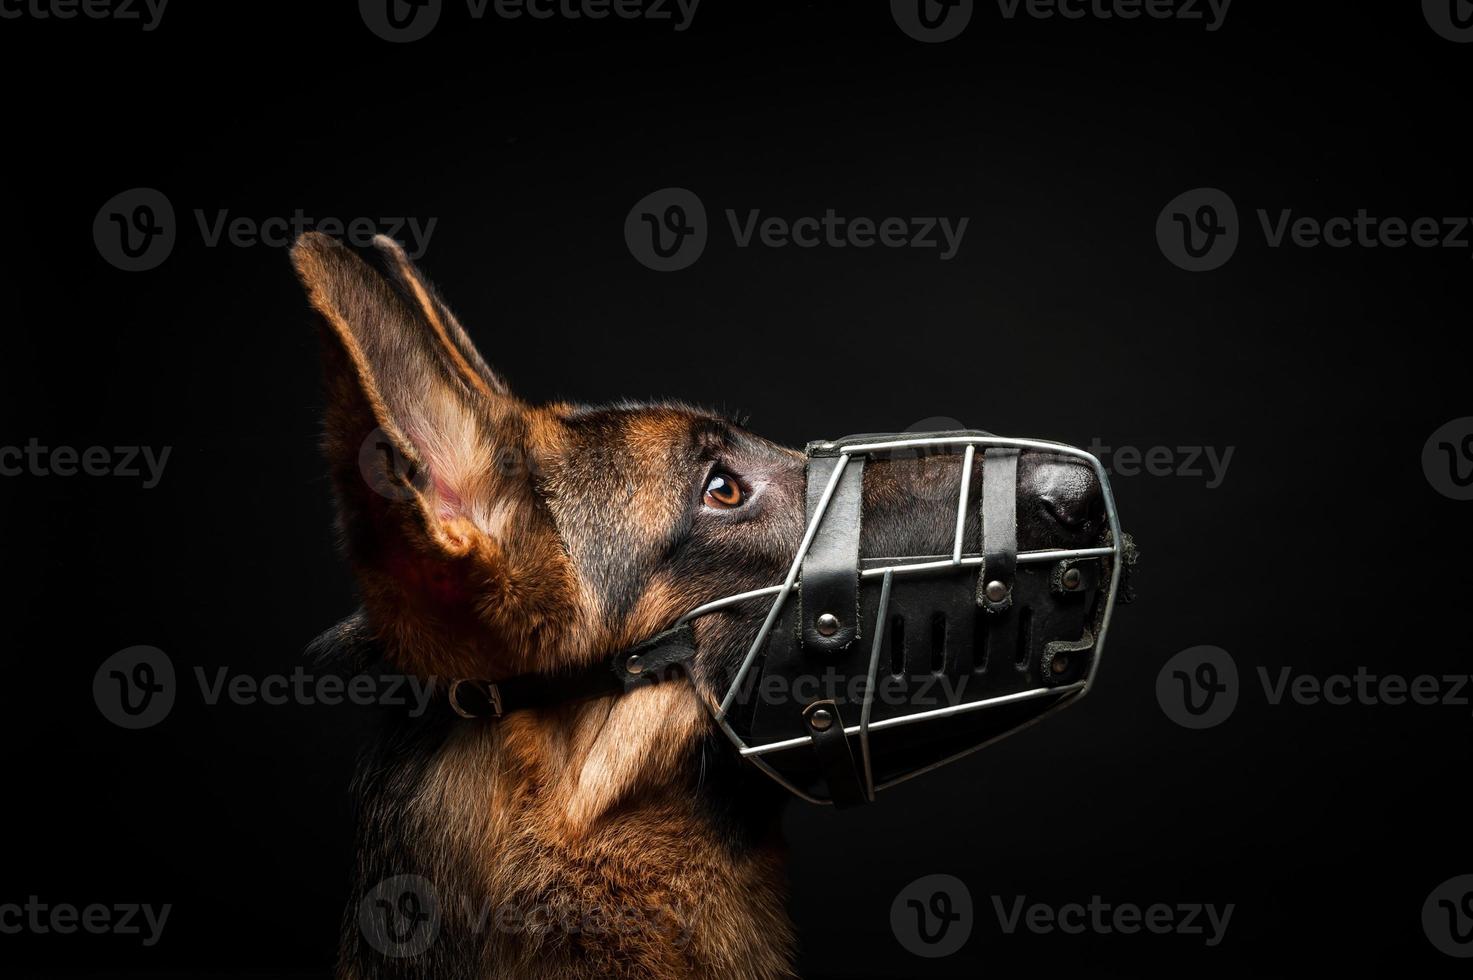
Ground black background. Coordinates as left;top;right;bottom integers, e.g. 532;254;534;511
4;1;1471;976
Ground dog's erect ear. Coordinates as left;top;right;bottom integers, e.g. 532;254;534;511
291;232;575;679
369;234;513;400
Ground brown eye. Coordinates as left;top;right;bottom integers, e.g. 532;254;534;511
704;472;744;508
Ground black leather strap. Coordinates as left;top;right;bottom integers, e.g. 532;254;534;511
445;624;698;720
799;455;865;653
803;699;866;808
977;448;1019;612
614;624;700;692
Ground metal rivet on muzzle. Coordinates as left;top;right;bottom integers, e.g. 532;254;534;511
807;707;834;731
815;613;841;637
625;654;644;675
984;580;1010;603
1062;568;1082;590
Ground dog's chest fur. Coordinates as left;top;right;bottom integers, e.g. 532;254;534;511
338;691;796;980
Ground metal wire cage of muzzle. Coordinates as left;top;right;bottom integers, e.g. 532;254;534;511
675;432;1130;806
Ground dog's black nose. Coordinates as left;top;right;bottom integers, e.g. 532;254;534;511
1027;458;1104;531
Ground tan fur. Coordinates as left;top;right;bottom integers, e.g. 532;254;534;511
416;697;794;979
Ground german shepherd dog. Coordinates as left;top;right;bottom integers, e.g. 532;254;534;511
292;232;1104;979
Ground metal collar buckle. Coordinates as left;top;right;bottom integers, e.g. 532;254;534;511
448;679;503;720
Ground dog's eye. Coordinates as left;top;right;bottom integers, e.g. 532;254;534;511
704;472;744;509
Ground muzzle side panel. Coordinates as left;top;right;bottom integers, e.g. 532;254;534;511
730;558;1106;800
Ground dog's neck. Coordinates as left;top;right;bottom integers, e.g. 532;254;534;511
344;678;796;979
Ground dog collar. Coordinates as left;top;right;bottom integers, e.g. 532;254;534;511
443;624;700;720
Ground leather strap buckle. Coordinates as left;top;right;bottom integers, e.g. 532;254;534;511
447;679;503;720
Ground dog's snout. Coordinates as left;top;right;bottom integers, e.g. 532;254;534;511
1028;458;1103;531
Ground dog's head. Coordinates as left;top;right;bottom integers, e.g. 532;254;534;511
293;233;1114;801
